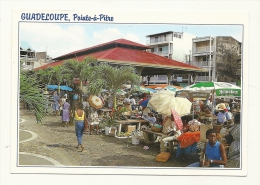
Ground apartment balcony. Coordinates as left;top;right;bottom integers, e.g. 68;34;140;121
20;55;37;63
193;46;214;56
151;51;170;57
192;61;213;68
146;39;172;45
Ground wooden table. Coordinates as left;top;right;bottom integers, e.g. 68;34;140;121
99;108;113;116
116;119;148;134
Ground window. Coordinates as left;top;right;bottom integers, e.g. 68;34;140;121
164;35;166;41
155;37;158;42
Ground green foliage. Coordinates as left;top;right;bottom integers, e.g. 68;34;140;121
88;63;139;108
20;71;47;124
99;107;127;128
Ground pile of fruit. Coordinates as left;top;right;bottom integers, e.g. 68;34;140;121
117;132;132;137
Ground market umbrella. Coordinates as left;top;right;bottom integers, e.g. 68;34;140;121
148;90;192;116
133;86;150;93
59;85;73;91
171;109;183;130
164;85;177;92
116;89;126;94
88;95;103;109
184;82;241;98
47;85;73;91
145;88;157;93
47;85;58;90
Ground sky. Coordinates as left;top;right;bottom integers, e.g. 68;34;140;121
19;23;243;59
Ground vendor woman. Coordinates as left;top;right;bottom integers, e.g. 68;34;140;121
187;129;227;167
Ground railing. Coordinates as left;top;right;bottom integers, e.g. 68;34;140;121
195;76;210;81
193;61;213;67
194;46;214;52
147;38;172;44
156;51;169;55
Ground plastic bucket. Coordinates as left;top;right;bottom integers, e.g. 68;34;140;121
132;136;139;145
105;126;110;135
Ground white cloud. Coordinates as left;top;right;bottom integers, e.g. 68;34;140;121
93;28;123;44
92;28;141;45
125;33;140;43
20;23;89;58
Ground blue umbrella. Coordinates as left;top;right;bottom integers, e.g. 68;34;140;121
47;85;73;91
165;85;177;92
139;98;149;107
47;85;58;90
60;85;73;91
145;88;157;93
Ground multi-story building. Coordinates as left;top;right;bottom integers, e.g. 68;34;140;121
20;41;53;70
191;36;242;84
144;31;196;86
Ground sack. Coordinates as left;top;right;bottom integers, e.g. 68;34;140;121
155;152;171;162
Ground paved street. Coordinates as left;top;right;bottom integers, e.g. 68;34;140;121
19;109;239;168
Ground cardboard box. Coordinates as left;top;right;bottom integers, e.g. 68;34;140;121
127;125;136;133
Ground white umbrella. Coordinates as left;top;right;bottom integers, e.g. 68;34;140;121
147;90;192;116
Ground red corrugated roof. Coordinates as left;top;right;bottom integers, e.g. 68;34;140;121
35;47;202;71
54;38;150;60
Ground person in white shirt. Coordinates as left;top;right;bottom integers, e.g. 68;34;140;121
130;96;136;110
216;103;232;125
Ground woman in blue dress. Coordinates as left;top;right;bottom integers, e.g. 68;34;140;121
187;129;227;167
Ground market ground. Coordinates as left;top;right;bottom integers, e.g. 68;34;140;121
18;109;238;168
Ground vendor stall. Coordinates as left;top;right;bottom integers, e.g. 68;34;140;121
116;119;148;135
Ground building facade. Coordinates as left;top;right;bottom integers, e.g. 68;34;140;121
144;31;196;86
191;36;242;84
20;47;53;70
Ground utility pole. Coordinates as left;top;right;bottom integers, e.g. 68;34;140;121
209;37;212;81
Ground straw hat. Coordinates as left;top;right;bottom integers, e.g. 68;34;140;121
215;103;227;111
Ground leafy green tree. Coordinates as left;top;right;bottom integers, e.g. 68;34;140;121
89;64;139;109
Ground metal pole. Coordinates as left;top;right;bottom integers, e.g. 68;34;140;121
209;37;212;81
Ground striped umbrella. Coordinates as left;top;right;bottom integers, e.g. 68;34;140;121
148;90;192;116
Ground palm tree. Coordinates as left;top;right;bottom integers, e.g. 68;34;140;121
62;56;98;101
89;63;139;109
20;70;47;124
35;66;64;94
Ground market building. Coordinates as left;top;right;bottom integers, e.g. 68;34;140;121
190;36;242;85
35;38;207;85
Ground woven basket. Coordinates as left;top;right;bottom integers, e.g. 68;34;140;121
151;126;163;132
